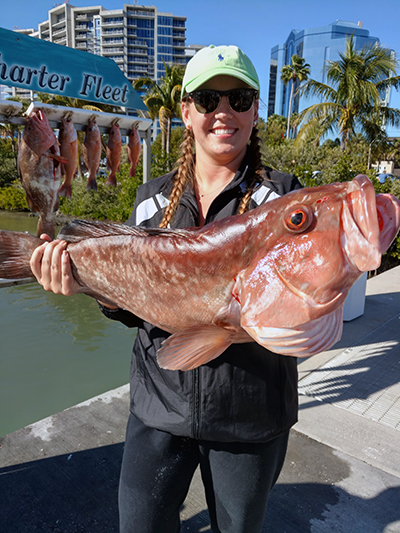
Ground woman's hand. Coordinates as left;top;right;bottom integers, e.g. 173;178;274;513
30;234;82;296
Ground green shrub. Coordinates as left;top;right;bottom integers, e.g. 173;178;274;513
0;183;29;211
0;138;19;187
59;162;143;222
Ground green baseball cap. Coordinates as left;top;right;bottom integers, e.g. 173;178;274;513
181;45;260;98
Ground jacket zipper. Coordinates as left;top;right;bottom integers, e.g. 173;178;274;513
192;367;200;439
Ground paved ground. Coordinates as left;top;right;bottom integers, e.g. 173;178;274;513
1;267;400;532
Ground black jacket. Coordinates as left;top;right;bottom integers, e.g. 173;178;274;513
101;154;302;442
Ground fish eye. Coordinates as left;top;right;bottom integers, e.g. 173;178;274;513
283;205;313;233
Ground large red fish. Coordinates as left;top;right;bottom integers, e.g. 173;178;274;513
58;117;78;199
82;120;101;191
1;176;399;370
127;127;141;178
18;110;67;239
105;123;122;186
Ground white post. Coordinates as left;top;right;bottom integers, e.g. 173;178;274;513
142;127;151;183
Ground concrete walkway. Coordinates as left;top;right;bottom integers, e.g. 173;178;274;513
1;267;400;532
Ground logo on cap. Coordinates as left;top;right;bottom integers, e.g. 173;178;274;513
218;54;224;61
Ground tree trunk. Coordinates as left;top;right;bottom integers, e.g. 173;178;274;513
286;79;295;140
166;117;171;155
161;127;166;153
341;131;348;151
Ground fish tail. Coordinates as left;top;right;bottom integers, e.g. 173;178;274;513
0;230;42;280
86;178;98;192
106;173;117;186
58;182;72;199
37;216;56;240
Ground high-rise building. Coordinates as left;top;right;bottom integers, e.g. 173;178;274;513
268;20;382;119
36;2;187;86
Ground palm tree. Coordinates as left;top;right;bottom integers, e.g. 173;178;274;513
296;36;400;150
133;61;185;156
280;55;310;139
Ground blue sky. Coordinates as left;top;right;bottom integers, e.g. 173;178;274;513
2;0;400;132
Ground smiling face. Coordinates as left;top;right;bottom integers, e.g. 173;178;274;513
181;75;259;167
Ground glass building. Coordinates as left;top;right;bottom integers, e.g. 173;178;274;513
268;20;382;119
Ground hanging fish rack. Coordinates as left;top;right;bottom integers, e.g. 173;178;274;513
0;99;153;182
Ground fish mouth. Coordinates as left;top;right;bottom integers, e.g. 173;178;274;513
32;109;46;126
342;175;400;271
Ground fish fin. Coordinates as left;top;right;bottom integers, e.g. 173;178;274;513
106;174;117;186
0;230;42;279
58;183;72;199
37;216;56;240
157;325;232;371
58;219;192;242
86;179;97;192
48;153;69;165
243;307;343;357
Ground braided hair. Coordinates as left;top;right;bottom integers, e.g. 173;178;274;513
159;127;195;228
237;124;266;215
159;124;265;228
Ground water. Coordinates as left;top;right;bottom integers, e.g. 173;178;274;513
0;211;135;437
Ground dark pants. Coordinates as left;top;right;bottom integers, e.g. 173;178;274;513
119;413;289;533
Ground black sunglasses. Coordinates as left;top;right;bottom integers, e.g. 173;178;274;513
186;88;258;114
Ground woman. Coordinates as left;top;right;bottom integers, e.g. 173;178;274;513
30;45;302;533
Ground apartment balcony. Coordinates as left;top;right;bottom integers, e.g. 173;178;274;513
53;16;65;24
76;43;88;50
75;23;88;29
133;10;155;17
173;20;186;29
128;50;149;57
102;38;124;45
103;47;124;54
127;40;147;48
103;28;124;36
128;58;148;65
53;36;67;44
108;56;124;64
128;49;146;56
52;27;66;36
76;14;89;21
75;33;88;40
102;18;124;27
127;65;149;75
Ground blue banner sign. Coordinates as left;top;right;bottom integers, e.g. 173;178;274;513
0;26;147;110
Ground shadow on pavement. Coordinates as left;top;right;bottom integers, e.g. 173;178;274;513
1;433;400;533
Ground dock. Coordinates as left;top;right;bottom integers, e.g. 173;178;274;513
1;266;400;532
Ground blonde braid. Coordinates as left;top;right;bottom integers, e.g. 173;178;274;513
237;125;266;215
159;128;195;228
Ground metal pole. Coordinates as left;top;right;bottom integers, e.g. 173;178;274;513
142;127;151;183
